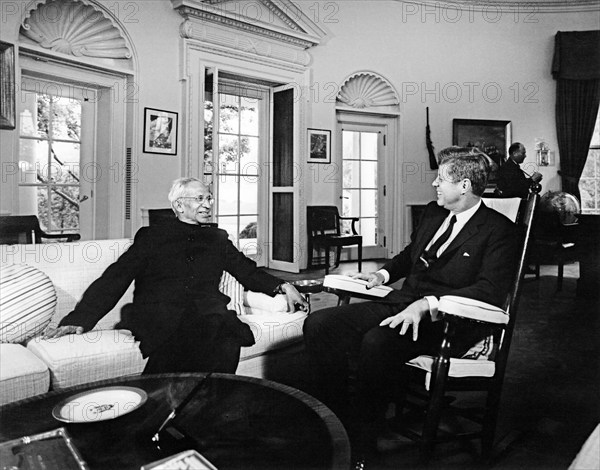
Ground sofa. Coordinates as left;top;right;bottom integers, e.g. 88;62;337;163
0;239;308;405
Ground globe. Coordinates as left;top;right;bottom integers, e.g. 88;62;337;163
539;191;581;225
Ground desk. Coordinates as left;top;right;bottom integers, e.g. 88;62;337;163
0;373;350;470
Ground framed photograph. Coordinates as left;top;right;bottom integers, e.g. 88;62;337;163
452;119;512;167
143;108;178;155
307;128;331;164
0;41;16;130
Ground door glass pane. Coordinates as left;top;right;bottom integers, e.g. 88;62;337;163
241;136;259;168
342;131;359;159
343;161;359;188
361;132;378;160
50;96;81;141
239;177;257;214
219;94;239;133
18;139;47;184
361;218;376;246
52;141;80;184
218;175;239;214
240;97;259;136
361;161;377;188
218;135;239;174
361;189;377;217
238;215;257;257
49;186;79;231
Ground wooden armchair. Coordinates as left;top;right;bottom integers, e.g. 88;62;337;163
324;191;539;462
306;206;362;274
0;215;80;244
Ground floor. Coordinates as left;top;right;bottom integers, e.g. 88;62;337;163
264;260;600;469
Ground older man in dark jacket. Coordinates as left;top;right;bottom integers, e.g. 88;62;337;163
45;178;306;374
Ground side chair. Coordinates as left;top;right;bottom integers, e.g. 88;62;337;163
307;205;362;274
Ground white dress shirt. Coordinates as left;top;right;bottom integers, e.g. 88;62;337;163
377;200;482;320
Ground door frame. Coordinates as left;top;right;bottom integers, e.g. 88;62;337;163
336;112;399;260
18;53;131;240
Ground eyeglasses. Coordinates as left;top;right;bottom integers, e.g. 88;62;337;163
179;195;215;205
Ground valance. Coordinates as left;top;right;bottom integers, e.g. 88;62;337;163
552;30;600;80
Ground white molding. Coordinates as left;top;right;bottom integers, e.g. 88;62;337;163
400;0;600;13
19;0;133;60
171;0;324;48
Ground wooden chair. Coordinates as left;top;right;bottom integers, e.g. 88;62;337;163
307;206;362;274
529;198;580;291
325;190;539;462
401;191;539;461
0;215;80;244
148;208;178;226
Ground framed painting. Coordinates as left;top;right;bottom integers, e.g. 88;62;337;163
307;128;331;164
0;42;16;130
452;119;512;167
143;108;178;155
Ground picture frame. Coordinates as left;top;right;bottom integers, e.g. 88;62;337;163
143;108;178;155
0;41;16;130
307;128;331;164
452;119;512;167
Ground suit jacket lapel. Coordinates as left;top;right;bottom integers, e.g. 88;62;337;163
439;203;488;258
415;210;448;259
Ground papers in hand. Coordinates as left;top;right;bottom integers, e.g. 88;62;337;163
323;274;393;298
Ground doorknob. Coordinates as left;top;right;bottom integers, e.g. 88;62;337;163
79;195;89;202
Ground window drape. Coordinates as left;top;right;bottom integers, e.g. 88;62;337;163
552;30;600;199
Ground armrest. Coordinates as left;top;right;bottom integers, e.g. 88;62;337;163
439;295;508;325
338;216;359;235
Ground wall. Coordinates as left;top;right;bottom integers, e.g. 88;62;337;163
1;0;598;240
306;1;599;208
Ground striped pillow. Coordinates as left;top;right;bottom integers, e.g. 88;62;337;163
219;271;245;315
0;264;57;344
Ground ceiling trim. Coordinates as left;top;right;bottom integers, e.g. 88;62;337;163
399;0;600;13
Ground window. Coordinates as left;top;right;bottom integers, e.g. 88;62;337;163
18;81;89;234
579;112;600;214
203;78;269;259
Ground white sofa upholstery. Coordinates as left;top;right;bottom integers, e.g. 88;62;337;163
0;239;308;404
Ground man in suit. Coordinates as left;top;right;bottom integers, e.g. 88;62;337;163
496;142;542;197
44;178;307;374
303;147;519;453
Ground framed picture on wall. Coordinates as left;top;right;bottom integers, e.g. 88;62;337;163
307;128;331;164
143;108;178;155
452;119;512;167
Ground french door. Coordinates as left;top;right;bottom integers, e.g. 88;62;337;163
18;77;95;239
338;119;393;260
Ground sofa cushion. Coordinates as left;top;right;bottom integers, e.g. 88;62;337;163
0;343;50;405
238;311;307;361
27;330;147;390
0;264;57;343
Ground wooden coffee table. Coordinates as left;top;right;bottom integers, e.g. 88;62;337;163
0;373;350;470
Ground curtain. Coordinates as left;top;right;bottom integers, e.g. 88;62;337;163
552;31;600;200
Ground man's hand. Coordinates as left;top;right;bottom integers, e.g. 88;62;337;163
531;172;543;183
43;325;84;340
351;271;385;289
379;298;430;341
281;283;309;313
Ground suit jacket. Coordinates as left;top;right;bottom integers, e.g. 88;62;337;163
496;158;531;198
59;220;282;356
382;201;519;309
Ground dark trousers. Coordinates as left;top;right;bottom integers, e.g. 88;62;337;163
143;313;242;375
303;299;487;428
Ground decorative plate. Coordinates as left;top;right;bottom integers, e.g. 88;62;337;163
52;386;148;423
